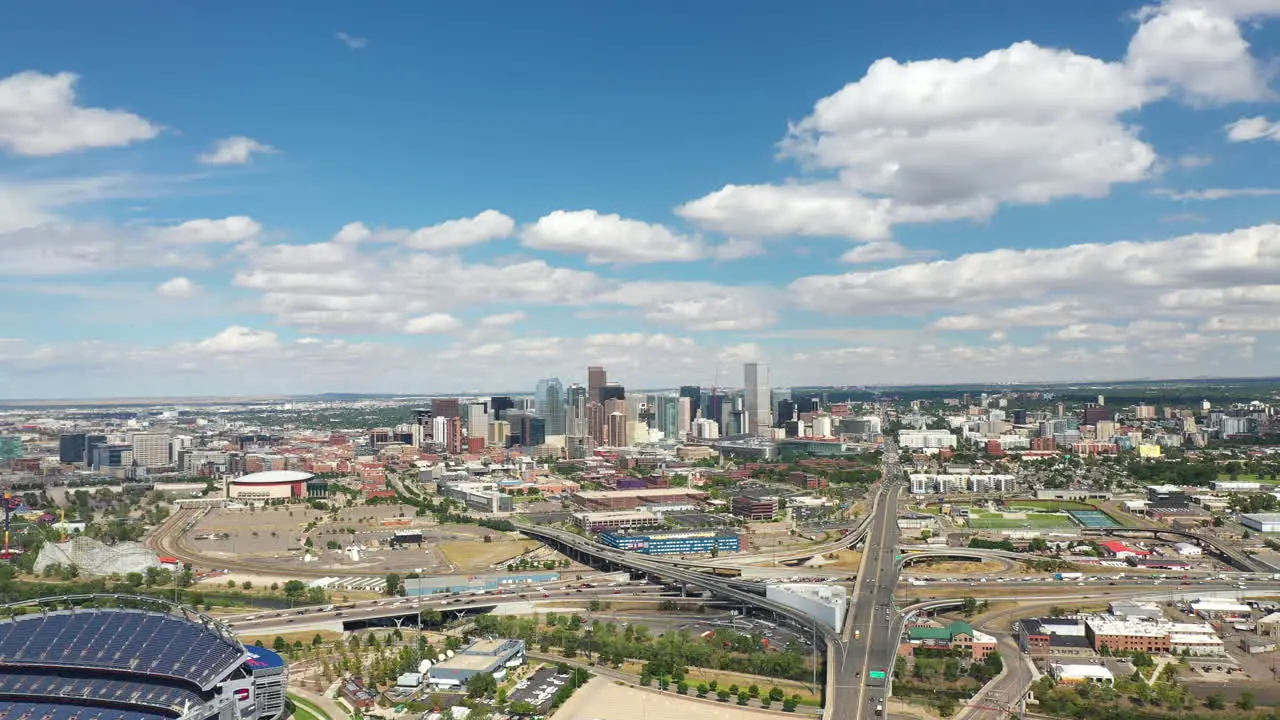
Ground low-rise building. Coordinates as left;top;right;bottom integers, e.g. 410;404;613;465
906;621;997;660
1241;513;1280;533
428;639;526;689
731;493;780;521
1050;663;1114;686
1017;618;1092;657
571;509;660;532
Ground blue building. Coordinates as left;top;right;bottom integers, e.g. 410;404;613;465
600;530;740;556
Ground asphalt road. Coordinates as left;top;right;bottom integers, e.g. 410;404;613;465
834;441;903;720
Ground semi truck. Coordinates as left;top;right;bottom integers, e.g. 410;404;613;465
1055;572;1084;581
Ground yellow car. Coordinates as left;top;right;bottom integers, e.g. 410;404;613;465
855;629;861;640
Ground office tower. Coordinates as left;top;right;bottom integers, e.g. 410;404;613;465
446;416;464;454
677;396;692;438
692;418;720;440
490;396;515;417
431;415;449;443
466;402;489;441
607;412;628;447
729;395;748;436
59;433;87;464
130;433;172;468
528;416;547;446
91;444;132;469
488;421;510;448
586;402;607;446
706;394;727;430
796;396;819;414
588;366;607;404
570;384;588;435
679;386;701;418
433;398;461;419
744;362;772;436
535;378;567;436
602;383;625;402
776;399;796;425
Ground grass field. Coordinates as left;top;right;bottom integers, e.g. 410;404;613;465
966;512;1075;529
1217;473;1280;485
438;539;538;569
1005;500;1096;511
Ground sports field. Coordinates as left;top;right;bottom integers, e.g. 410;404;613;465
1217;473;1280;485
965;511;1076;530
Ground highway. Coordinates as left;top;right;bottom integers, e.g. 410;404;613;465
834;440;904;720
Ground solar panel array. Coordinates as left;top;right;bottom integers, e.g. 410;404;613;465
0;671;202;712
0;610;245;688
0;701;168;720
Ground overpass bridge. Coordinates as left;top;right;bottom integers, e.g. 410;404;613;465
1081;527;1272;572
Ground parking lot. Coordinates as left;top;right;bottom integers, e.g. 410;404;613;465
509;666;567;712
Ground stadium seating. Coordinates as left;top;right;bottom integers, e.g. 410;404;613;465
0;610;245;688
0;700;168;720
0;670;203;712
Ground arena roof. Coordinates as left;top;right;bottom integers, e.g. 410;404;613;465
230;470;313;485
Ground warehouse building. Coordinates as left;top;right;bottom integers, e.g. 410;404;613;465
1241;513;1280;533
571;488;707;511
599;529;740;555
427;639;525;688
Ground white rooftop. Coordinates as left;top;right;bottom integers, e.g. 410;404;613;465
1053;664;1114;680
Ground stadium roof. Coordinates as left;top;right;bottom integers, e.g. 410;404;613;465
230;469;313;484
0;604;247;691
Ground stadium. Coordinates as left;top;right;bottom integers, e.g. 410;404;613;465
226;470;314;502
0;595;288;720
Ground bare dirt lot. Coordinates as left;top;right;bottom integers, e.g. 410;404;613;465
185;505;559;575
556;678;793;720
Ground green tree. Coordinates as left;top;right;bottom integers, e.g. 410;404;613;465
1206;692;1226;710
272;636;287;653
696;682;709;698
768;687;784;702
737;691;750;706
748;684;760;698
467;672;498;699
782;697;798;712
311;633;324;648
717;689;731;702
283;580;306;598
677;681;689;695
1238;691;1256;711
385;573;402;596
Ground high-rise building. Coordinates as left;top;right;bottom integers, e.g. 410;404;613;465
130;433;172;468
776;399;796;426
58;433;88;464
679;386;701;417
744;362;772;436
433;398;461;419
586;402;607;446
466;403;489;442
488;420;510;448
535;378;567;436
607;412;628;447
677;396;693;439
490;396;515;417
567;383;589;438
588;366;607;404
446;416;464;454
602;383;625;402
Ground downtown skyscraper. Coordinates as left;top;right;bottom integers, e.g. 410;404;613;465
534;377;567;436
744;362;772;436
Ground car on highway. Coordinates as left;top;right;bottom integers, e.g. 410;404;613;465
854;629;861;640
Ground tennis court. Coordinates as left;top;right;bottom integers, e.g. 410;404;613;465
967;512;1075;530
1069;509;1121;528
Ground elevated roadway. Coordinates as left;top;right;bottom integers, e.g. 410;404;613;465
1081;527;1273;572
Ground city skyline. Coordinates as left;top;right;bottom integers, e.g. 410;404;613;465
4;2;1280;398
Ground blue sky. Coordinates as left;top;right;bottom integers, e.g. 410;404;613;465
2;0;1280;398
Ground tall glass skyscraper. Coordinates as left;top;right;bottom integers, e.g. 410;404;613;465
535;378;567;436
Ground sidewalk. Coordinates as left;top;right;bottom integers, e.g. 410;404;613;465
292;683;351;720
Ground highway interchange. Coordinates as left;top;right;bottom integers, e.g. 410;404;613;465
180;437;1280;720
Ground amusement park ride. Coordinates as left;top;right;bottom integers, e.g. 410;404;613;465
0;491;20;560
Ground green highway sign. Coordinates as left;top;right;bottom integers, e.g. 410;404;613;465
869;670;887;679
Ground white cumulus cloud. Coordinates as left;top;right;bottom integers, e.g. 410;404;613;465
198;136;278;165
404;313;463;334
155;276;200;299
521;209;704;264
0;71;160;156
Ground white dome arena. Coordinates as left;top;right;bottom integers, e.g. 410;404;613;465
228;470;313;501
